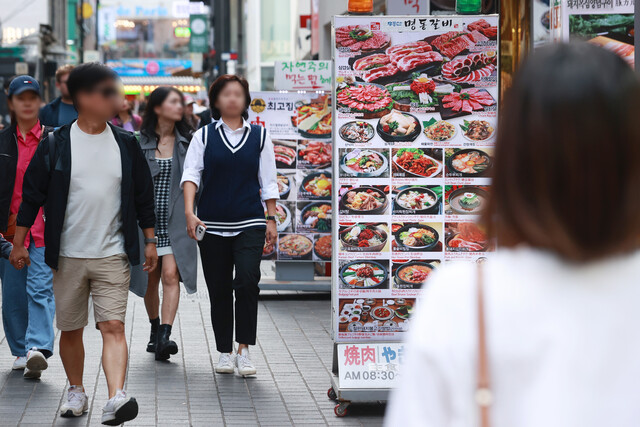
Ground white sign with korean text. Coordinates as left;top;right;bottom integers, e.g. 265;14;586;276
337;343;405;389
274;61;332;91
386;0;430;15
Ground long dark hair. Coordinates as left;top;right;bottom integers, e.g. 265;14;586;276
141;86;193;140
484;43;640;261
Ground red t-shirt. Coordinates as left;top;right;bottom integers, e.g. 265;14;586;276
11;122;46;248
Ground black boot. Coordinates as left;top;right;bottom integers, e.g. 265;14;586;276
155;324;178;361
146;318;160;353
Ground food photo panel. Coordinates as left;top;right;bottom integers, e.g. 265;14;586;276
313;234;332;261
391;147;443;179
291;93;332;139
273;140;297;169
277;233;315;261
297;140;332;170
339;148;390;178
339;260;390;291
444;221;491;257
391;259;441;290
337;297;415;334
391;222;444;253
444;147;493;183
338;185;390;217
338;223;390;255
444;185;489;217
297;169;332;201
392;185;443;216
277;171;296;202
296;201;332;233
271;201;294;233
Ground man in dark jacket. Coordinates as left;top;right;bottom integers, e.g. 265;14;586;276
39;65;77;127
10;63;157;425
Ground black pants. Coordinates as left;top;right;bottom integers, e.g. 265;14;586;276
198;228;265;353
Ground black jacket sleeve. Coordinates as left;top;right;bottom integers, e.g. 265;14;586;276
17;140;50;228
131;138;156;230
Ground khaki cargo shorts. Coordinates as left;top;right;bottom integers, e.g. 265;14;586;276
52;254;130;331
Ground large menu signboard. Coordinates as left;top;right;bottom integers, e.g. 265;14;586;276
248;91;333;263
332;15;499;343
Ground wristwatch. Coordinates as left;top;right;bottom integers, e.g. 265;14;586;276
144;237;158;245
266;215;276;222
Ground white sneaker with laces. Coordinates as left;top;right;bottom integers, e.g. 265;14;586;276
236;348;256;376
60;386;88;417
101;389;138;426
215;352;235;374
26;349;48;371
12;357;26;370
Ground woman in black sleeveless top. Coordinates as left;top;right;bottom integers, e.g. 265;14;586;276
181;75;278;376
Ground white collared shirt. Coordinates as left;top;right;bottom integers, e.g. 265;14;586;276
181;118;279;237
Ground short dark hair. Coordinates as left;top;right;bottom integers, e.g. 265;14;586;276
208;74;251;120
484;43;640;262
66;62;118;109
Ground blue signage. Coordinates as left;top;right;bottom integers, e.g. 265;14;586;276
106;59;192;77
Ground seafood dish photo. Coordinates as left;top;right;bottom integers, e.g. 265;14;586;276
340;187;388;214
448;149;491;176
441;52;497;83
300;202;331;232
395;224;439;251
461;119;494;141
423;119;456;142
393;148;442;178
377;110;421;142
335;25;391;52
314;235;332;260
300;172;332;200
341;149;388;177
440;88;496;118
292;95;332;138
298;141;332;168
447;187;489;215
340;261;388;288
395;261;434;287
278;234;314;259
273;142;296;168
336;82;394;118
446;222;488;252
340;224;388;252
394;187;439;214
339;121;375;143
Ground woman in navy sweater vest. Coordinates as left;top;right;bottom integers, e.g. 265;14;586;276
181;75;279;376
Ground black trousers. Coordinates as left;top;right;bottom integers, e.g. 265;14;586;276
198;228;265;353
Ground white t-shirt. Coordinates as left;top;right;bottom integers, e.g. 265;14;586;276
385;247;640;427
59;122;125;258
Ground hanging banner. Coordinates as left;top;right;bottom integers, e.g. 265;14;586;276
332;15;499;343
189;14;210;53
551;0;634;67
274;60;333;91
248;91;333;263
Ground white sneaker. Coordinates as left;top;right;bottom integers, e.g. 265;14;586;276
236;348;256;376
12;357;26;370
23;368;41;379
215;352;235;374
101;389;139;426
26;349;48;371
60;386;88;417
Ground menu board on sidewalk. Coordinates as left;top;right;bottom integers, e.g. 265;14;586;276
332;15;499;343
551;0;635;68
248;91;333;263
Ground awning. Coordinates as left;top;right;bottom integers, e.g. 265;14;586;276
120;76;205;95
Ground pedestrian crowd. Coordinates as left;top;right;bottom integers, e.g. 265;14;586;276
0;63;278;425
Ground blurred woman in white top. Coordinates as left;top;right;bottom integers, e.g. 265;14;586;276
385;43;640;427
